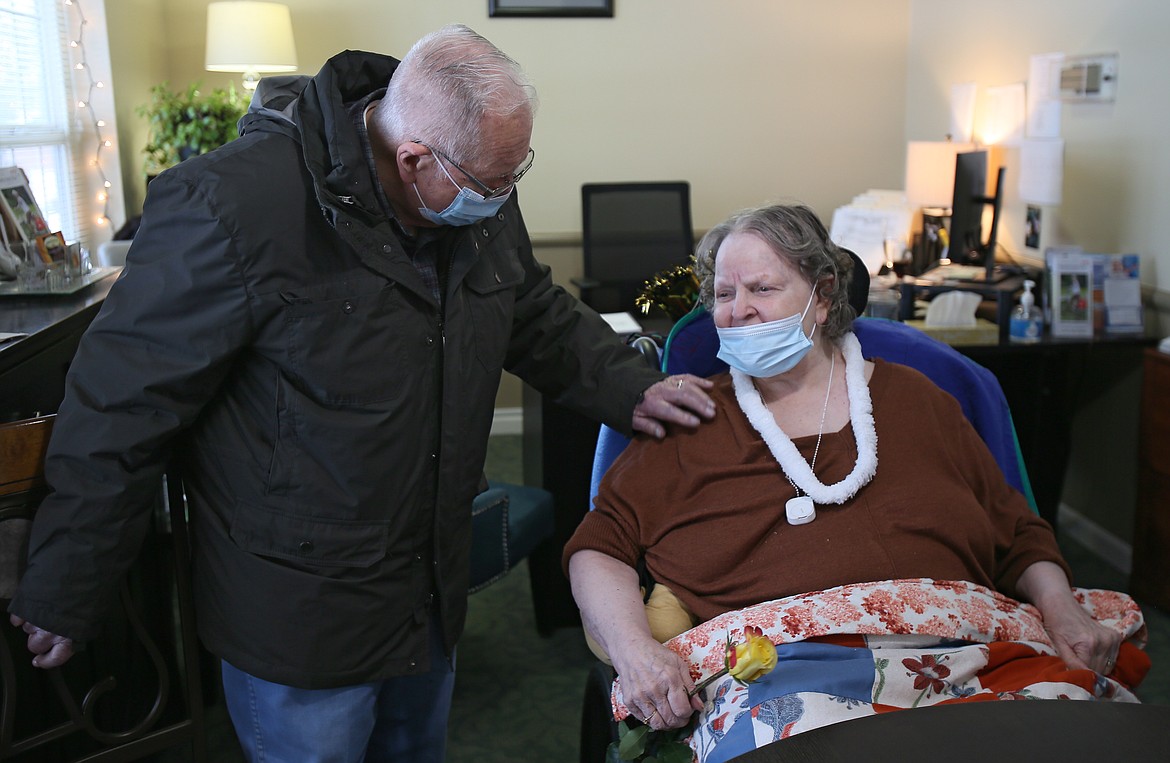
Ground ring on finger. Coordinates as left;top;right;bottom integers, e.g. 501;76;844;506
676;379;684;389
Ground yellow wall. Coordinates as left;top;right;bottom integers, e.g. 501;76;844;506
110;0;912;230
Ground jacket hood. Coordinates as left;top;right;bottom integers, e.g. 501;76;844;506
239;74;305;136
239;50;400;218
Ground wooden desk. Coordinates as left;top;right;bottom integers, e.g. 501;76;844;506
0;269;119;422
729;700;1170;762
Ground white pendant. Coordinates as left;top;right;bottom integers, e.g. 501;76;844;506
786;495;816;525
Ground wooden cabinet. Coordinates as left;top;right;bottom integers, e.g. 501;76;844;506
1131;348;1170;611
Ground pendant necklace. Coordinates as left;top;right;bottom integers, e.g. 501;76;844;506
731;332;878;525
778;350;833;526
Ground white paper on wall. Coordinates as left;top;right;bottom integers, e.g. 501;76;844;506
982;83;1026;145
1027;53;1064;139
949;82;978;143
1019;139;1064;205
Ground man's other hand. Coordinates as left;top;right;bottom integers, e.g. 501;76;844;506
9;614;75;668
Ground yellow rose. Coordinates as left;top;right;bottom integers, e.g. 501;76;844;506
728;633;777;684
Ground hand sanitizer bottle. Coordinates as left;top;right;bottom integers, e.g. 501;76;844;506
1009;279;1043;343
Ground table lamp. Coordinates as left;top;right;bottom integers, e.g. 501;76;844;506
205;1;298;91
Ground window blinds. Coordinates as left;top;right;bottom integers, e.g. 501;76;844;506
0;0;85;246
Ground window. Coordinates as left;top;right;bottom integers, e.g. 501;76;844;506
0;0;117;248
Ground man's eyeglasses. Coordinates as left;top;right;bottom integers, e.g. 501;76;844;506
414;140;535;200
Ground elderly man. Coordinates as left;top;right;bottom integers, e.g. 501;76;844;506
9;24;713;762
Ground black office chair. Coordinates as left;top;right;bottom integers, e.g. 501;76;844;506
572;182;695;316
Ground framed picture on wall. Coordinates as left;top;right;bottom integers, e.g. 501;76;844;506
488;0;614;17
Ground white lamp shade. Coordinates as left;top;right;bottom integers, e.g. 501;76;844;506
904;140;975;209
206;2;298;74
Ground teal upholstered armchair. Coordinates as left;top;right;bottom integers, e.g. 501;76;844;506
469;480;555;594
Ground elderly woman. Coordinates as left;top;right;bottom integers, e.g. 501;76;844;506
564;204;1133;744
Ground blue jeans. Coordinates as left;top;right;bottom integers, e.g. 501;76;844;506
221;623;455;763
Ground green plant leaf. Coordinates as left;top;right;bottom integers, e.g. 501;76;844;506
657;741;694;763
617;723;649;760
136;80;247;175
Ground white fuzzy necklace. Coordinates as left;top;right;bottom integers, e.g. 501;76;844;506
731;332;877;518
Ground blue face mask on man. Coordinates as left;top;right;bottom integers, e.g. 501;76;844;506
413;155;512;227
716;288;818;377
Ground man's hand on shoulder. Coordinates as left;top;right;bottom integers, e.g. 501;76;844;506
9;614;75;669
631;375;716;439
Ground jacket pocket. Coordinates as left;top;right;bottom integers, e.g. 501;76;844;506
230;500;389;571
464;250;524;369
281;280;407;405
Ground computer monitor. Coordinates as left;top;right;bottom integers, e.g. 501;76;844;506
947;150;1005;280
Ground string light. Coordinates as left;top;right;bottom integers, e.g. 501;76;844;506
65;0;111;228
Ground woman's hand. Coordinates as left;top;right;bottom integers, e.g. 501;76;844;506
1041;596;1123;674
1016;561;1122;674
610;636;704;730
568;550;704;730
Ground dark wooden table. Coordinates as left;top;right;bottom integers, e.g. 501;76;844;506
0;268;119;422
729;700;1170;762
959;332;1154;529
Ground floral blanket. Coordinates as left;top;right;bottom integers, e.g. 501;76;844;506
610;578;1150;763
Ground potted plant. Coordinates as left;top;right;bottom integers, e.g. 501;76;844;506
136;82;248;176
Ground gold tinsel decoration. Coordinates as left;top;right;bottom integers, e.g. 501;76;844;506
634;261;700;321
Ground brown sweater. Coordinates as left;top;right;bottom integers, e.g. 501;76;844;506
564;359;1068;623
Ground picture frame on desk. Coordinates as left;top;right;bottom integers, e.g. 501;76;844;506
34;230;67;265
1092;253;1144;335
0;167;51;244
1048;250;1094;338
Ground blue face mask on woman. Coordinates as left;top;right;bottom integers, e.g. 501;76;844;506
413;157;512;227
716;289;818;377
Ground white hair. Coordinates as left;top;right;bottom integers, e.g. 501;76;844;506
382;24;538;161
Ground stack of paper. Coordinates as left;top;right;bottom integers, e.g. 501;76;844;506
829;190;914;276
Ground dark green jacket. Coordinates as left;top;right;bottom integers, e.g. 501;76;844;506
11;50;660;688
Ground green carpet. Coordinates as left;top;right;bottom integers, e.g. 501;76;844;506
448;563;594;762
